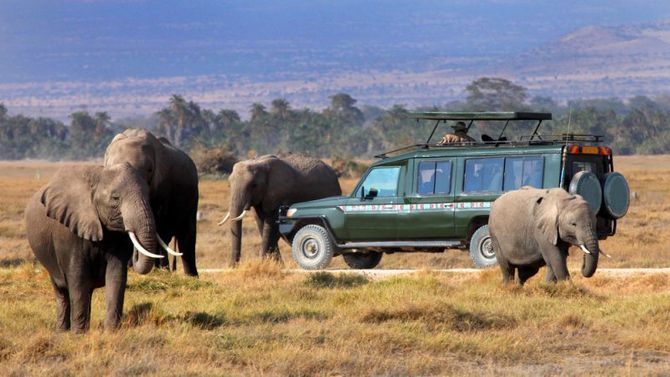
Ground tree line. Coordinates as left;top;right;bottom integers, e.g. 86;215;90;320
2;77;670;161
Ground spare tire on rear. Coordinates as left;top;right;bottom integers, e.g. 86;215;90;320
569;171;602;213
602;172;630;219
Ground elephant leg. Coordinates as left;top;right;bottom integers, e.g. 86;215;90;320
171;239;178;272
254;208;265;236
155;231;171;271
51;281;70;331
177;224;198;277
69;278;94;333
261;214;283;264
493;238;513;284
545;265;557;283
543;244;570;281
104;256;128;330
517;265;540;285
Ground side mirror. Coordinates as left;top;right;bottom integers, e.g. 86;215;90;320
364;188;378;200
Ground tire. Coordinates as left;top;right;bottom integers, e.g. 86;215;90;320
469;225;497;268
291;224;335;270
342;250;383;269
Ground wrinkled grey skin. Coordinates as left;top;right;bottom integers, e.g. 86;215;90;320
25;164;159;332
105;129;199;276
489;187;599;285
228;154;342;265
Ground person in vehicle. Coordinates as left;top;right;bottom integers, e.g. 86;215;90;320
438;121;475;144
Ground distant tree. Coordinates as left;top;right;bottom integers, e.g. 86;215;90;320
69;111;99;158
169;94;191;147
465;77;528;111
324;93;364;125
360;105;385;123
157;108;176;142
529;96;559;113
0;103;7;122
250;103;267;123
94;111;111;137
270;98;291;120
568;97;627;115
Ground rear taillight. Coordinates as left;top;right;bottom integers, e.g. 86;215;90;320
566;144;611;155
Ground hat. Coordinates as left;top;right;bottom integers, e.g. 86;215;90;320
451;121;467;131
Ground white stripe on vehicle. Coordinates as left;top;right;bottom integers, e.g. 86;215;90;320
336;201;490;213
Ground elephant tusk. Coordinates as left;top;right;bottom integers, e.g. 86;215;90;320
579;245;592;255
128;232;164;259
600;249;612;259
157;235;183;256
231;210;247;222
217;211;231;226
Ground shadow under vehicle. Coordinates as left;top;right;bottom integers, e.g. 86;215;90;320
279;112;630;270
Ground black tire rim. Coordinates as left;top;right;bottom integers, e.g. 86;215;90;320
478;236;495;260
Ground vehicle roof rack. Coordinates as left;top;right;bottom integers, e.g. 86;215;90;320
374;133;605;159
407;111;552;121
408;111;552;145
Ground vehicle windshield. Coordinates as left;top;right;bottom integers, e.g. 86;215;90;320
355;166;400;197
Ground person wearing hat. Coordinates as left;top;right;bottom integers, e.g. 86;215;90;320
438;121;475;145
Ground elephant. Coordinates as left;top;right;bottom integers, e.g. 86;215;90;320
25;164;176;332
104;128;199;277
489;187;600;285
220;154;342;265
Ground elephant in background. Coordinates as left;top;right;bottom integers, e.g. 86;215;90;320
489;187;600;285
104;128;199;276
220;154;342;265
25;164;171;332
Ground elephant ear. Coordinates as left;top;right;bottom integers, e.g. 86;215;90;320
534;194;559;245
41;166;104;242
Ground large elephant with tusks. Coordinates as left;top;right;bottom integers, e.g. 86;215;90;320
25;164;167;332
220;154;341;265
104;129;199;276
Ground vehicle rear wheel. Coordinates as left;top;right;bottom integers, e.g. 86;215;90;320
291;224;335;270
469;225;497;268
342;250;383;269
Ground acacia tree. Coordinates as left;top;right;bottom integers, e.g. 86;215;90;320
465;77;528;111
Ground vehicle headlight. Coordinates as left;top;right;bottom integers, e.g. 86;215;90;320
287;208;298;217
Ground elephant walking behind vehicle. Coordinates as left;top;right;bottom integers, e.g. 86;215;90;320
25;164;170;332
489;187;600;285
220;154;342;265
104;128;199;277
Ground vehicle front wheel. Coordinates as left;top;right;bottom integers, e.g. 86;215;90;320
469;225;497;268
291;224;335;270
342;250;382;269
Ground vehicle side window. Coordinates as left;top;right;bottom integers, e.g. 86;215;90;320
417;161;452;195
464;158;504;193
356;166;401;197
504;156;544;191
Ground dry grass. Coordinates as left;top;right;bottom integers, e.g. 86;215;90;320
0;157;669;375
0;264;669;375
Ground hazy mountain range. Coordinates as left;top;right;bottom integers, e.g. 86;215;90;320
1;0;670;119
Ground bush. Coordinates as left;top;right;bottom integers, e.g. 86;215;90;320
190;144;239;176
331;155;369;178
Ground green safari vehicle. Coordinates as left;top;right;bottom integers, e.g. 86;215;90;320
279;112;630;270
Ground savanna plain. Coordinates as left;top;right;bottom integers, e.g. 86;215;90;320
0;156;669;376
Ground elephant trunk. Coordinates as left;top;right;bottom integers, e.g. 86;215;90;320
123;197;158;275
580;231;599;278
229;191;250;266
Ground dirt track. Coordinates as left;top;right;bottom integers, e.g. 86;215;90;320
201;267;670;278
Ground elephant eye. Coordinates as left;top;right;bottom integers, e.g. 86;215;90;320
571;222;577;227
111;192;121;201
